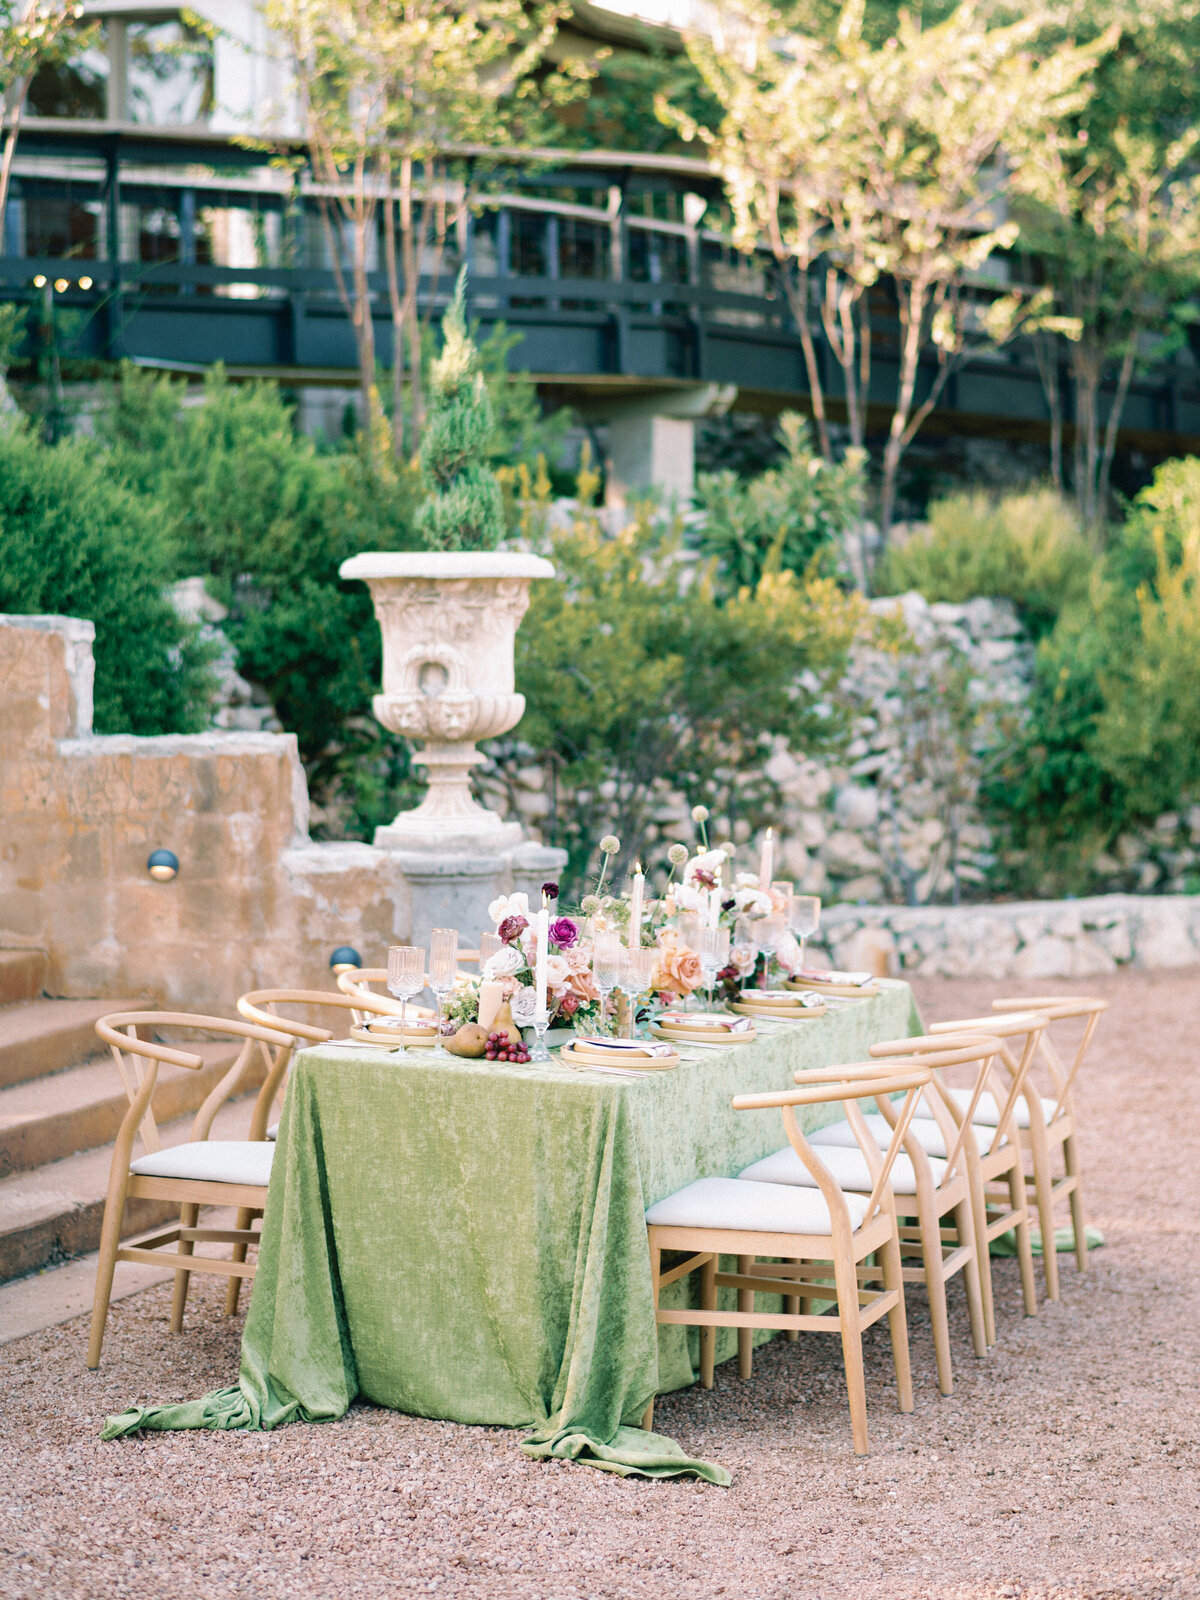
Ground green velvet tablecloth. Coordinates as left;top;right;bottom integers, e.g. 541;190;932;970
103;982;920;1481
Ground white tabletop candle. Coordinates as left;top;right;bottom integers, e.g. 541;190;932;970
478;980;504;1031
759;827;774;888
535;906;549;1018
628;865;644;950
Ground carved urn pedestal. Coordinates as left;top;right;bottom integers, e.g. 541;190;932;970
339;551;566;944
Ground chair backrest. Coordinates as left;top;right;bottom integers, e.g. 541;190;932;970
865;1034;1004;1186
734;1059;933;1236
991;995;1107;1121
871;1021;1038;1165
95;1011;295;1160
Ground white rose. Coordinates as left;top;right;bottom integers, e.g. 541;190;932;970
488;891;531;928
776;932;802;973
510;985;538;1025
673;882;708;915
684;849;726;886
544;954;571;988
734;870;760;889
733;886;773;917
483;946;523;980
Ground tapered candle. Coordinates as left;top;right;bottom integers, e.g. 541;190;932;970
759;827;774;888
535;904;549;1018
628;863;644;950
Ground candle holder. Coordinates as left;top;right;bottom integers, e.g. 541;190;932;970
530;1007;551;1062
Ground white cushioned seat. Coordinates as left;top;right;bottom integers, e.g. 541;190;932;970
810;1114;1006;1161
645;1176;869;1235
129;1140;275;1187
941;1088;1057;1129
738;1143;945;1196
267;1123;280;1141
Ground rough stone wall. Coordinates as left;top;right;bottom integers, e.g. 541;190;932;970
0;616;409;1007
823;893;1200;980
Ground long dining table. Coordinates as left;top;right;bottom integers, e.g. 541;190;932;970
103;981;921;1480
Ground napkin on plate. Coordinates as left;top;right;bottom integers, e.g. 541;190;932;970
791;968;876;987
576;1035;677;1059
658;1012;755;1033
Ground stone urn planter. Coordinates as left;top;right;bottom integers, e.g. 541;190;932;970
339;551;556;854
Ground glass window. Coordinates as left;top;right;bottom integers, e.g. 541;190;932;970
22;194;102;258
27;29;108;119
558;218;605;279
128;19;214;126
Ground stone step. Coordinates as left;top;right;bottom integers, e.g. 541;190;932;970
0;950;47;1006
0;1094;271;1284
0;999;144;1090
0;1040;252;1180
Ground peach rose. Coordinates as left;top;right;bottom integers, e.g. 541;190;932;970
653;938;702;995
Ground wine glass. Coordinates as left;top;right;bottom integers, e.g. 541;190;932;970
593;931;624;1037
755;913;786;988
428;928;458;1051
478;931;502;972
619;946;656;1038
790;895;821;971
698;924;730;1011
386;944;426;1057
677;912;702;1008
733;913;761;987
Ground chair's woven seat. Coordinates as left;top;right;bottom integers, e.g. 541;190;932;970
739;1143;945;1195
130;1141;275;1187
646;1175;869;1235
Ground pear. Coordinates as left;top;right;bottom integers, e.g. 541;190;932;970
446;1023;488;1058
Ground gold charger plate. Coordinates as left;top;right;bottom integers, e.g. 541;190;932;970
730;1000;827;1021
561;1038;681;1070
350;1020;439;1048
651;1019;758;1047
785;978;880;998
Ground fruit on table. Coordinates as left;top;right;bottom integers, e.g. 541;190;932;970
490;1000;523;1044
445;1023;488;1058
484;1031;531;1064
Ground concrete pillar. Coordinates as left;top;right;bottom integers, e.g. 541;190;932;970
606;413;696;508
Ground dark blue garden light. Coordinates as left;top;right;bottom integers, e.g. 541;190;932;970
329;947;362;972
146;849;179;882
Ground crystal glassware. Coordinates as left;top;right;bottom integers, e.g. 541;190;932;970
428;928;458;1052
790;894;821;970
620;946;656;1038
677;912;702;1007
593;931;624;1036
698;923;730;1010
755;913;786;987
386;944;426;1057
478;931;502;971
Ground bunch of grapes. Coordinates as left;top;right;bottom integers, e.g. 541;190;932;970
485;1031;530;1064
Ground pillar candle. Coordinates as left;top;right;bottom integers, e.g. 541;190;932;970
535;906;549;1018
628;865;644;950
759;827;774;888
478;980;504;1031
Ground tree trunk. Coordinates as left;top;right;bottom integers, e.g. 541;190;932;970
879;285;929;540
399;155;424;442
1098;344;1136;519
779;265;832;462
1071;340;1102;527
0;82;28;249
1032;329;1064;490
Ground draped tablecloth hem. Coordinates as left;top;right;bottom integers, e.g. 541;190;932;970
519;1424;731;1485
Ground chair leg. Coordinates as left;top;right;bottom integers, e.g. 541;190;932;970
224;1207;254;1316
967;1159;997;1346
1027;1121;1060;1300
835;1252;870;1455
169;1202;199;1334
1008;1166;1039;1317
1064;1130;1088;1274
916;1197;953;1398
956;1198;988;1360
737;1254;753;1380
87;1179;127;1370
784;1291;800;1341
700;1254;716;1389
881;1220;914;1414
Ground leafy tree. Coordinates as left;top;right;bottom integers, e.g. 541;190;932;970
693;412;865;590
0;419;214;733
0;2;95;242
495;489;866;889
671;0;1107;535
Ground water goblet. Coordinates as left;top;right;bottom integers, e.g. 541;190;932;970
620;946;656;1038
386;944;426;1057
478;932;502;971
428;928;458;1052
733;913;761;987
790;895;821;970
677;912;702;1008
593;931;624;1036
755;913;786;987
698;924;730;1010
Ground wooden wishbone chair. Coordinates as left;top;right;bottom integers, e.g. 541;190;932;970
869;1011;1047;1342
334;967;441;1025
741;1037;999;1397
644;1058;932;1456
975;996;1106;1292
88;1011;295;1369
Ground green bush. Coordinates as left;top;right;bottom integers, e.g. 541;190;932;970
876;487;1093;637
0;419;213;733
499;493;866;890
694;414;866;591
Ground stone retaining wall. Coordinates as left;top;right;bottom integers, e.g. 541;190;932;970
822;894;1200;980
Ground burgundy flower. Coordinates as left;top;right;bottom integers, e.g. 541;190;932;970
693;868;717;889
497;914;528;944
542;880;560;900
549;916;579;948
557;992;580;1017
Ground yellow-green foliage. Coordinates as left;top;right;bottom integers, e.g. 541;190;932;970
877;488;1093;635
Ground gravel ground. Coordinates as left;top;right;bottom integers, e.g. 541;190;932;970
2;968;1198;1600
